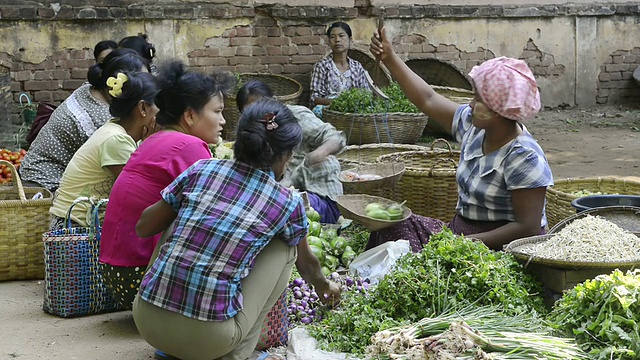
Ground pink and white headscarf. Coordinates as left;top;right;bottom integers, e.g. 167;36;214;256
468;56;541;122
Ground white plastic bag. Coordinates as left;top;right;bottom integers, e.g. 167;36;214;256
348;240;411;284
286;327;360;360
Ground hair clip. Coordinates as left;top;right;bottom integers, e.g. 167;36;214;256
106;73;128;98
259;112;279;130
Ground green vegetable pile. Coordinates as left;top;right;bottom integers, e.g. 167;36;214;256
548;269;640;359
329;82;420;114
308;228;545;355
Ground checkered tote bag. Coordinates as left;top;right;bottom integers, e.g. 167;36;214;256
255;290;289;350
42;198;122;317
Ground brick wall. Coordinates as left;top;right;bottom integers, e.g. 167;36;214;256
597;48;640;104
1;2;640;148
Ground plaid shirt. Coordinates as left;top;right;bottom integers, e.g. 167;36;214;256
138;159;308;321
282;105;345;200
309;55;370;106
453;105;554;227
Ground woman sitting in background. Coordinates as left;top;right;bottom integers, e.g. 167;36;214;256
100;60;234;309
237;79;346;224
366;27;553;252
118;34;157;75
310;21;370;118
93;39;117;64
48;70;159;231
19;49;150;192
133;98;341;360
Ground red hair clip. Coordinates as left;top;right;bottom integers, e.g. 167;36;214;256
259;112;279;130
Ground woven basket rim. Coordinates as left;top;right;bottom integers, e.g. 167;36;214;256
549;205;640;234
547;177;640;196
339;163;406;191
376;150;459;175
505;233;640;269
236;73;303;101
336;194;412;231
324;108;424;117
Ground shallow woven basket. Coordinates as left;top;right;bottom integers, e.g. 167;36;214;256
336;194;412;231
504;233;640;269
323;109;428;145
0;160;53;281
548;205;640;234
546;177;640;228
222;73;303;140
339;162;405;194
376;140;460;220
348;48;392;89
337;143;429;170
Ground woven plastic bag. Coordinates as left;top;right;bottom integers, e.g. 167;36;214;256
255;290;289;350
42;198;122;317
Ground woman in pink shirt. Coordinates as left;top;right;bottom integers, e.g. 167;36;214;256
100;60;234;309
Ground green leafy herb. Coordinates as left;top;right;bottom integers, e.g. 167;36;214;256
548;269;640;359
329;82;420;114
307;228;546;355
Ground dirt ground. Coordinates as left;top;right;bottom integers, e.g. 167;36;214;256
2;104;640;360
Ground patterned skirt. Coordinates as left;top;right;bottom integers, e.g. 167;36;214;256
100;264;146;310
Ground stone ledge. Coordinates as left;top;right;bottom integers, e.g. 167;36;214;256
1;4;639;21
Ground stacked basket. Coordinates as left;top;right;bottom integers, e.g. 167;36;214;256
222;73;302;141
337;143;429;170
545;177;640;228
373;139;461;220
323;109;428;145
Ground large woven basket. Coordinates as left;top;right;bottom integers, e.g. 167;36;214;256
336;194;412;231
546;177;640;228
323;109;428;145
0;160;53;281
376;141;460;220
337;143;429;170
405;58;473;90
549;205;640;234
222;73;303;141
340;162;405;194
347;48;392;89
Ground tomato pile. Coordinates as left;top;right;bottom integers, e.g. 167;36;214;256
0;149;27;184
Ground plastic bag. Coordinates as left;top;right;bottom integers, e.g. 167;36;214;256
286;327;360;360
348;240;410;285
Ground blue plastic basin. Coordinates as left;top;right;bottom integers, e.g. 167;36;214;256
571;195;640;213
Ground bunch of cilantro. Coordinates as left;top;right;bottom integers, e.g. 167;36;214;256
328;82;420;114
308;228;545;355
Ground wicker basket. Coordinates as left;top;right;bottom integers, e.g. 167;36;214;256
376;143;460;220
373;138;460;217
340;162;405;194
323;109;428;145
348;48;392;89
336;194;412;231
548;205;640;234
546;177;640;228
0;160;53;281
222;73;303;141
505;233;640;270
405;58;473;90
337;143;429;169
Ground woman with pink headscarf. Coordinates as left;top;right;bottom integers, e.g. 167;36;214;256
366;27;553;251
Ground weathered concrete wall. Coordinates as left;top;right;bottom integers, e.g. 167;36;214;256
0;2;639;148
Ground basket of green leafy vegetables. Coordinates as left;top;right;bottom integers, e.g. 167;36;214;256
324;83;427;145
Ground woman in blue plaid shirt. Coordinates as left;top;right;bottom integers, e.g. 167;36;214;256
366;26;553;252
132;99;341;360
309;22;371;118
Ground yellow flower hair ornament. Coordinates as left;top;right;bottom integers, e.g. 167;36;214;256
106;73;128;98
